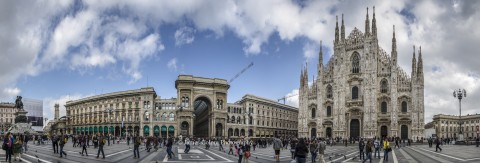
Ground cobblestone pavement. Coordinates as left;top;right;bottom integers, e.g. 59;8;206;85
1;142;479;163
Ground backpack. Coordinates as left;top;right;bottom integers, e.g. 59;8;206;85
102;138;106;145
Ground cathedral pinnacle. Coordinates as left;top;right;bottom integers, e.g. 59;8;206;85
418;46;423;76
412;45;417;78
319;40;323;65
341;14;345;42
392;25;397;65
365;7;370;36
335;16;339;44
372;6;377;38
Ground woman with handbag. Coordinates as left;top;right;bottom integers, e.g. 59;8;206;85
13;135;23;161
383;137;390;162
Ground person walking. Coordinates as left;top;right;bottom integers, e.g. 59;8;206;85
309;139;318;163
52;134;58;154
237;144;244;163
290;139;297;160
166;138;174;158
273;136;282;162
3;133;14;163
243;142;251;163
373;138;381;159
184;138;191;153
13;135;23;162
358;138;365;160
81;135;88;156
23;134;29;152
59;134;67;158
107;134;111;146
96;134;105;159
228;142;234;155
294;138;309;163
317;139;326;163
133;135;141;158
435;138;442;152
383;137;390;162
127;136;130;146
362;140;373;163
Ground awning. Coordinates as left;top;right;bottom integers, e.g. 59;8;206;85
168;126;174;132
161;126;167;132
154;126;160;133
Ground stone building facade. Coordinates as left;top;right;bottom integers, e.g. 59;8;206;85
0;102;16;133
65;75;298;138
433;114;480;139
298;7;425;140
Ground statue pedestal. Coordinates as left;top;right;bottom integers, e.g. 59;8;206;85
455;133;465;145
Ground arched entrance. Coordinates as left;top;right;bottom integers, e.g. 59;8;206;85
234;128;239;136
154;126;160;136
311;128;317;138
215;123;223;137
115;126;120;136
193;97;211;138
240;129;245;136
181;121;190;137
161;126;167;138
134;126;140;136
350;119;360;138
401;125;408;140
381;126;388;138
168;126;175;137
248;129;253;137
228;128;233;138
326;127;332;138
143;125;150;136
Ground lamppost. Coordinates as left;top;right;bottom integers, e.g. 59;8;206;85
453;89;466;142
105;108;114;136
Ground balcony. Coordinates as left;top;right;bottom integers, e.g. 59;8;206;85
377;112;390;119
398;112;411;118
345;96;363;108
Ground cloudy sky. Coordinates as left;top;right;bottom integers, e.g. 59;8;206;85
1;0;479;124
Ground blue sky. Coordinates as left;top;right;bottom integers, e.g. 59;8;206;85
1;0;479;124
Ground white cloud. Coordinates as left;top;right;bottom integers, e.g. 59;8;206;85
303;41;318;61
2;87;21;99
175;26;196;46
43;94;84;121
167;58;178;71
284;89;299;107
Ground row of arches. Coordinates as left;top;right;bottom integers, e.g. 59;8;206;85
144;112;175;121
143;125;175;137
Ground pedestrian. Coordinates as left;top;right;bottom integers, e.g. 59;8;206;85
127;136;130;146
374;138;381;159
290;139;297;160
476;137;479;147
13;135;23;161
59;134;67;158
309;139;318;162
133;135;141;158
359;138;365;160
362;140;373;163
166;138;174;158
244;142;251;163
96;134;105;159
294;138;309;163
318;138;326;163
435;138;442;152
107;134;111;146
228;142;234;155
81;135;88;156
184;138;191;153
237;144;244;163
219;139;224;152
23;134;29;152
383;137;390;162
273;136;282;162
3;133;14;163
52;134;58;154
154;137;159;152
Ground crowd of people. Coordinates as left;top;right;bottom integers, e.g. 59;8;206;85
3;131;480;163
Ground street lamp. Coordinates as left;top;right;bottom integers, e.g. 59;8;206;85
453;89;466;142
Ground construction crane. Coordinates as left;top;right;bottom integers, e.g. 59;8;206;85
229;62;254;83
278;93;299;104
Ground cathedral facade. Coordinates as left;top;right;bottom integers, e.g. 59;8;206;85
298;7;425;140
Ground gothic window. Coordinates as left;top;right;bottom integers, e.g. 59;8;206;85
401;101;407;113
327;106;332;117
231;116;235;123
352;52;360;73
185;97;189;107
381;102;387;113
237;116;241;124
352;86;359;100
326;85;333;99
381;79;388;93
311;107;316;118
162;113;167;121
249;116;253;125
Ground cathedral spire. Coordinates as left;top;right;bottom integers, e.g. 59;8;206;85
341;14;345;42
372;6;377;38
365;7;370;36
417;46;423;80
412;45;417;79
300;67;304;88
392;25;397;65
304;62;309;86
335;16;339;44
319;40;323;65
